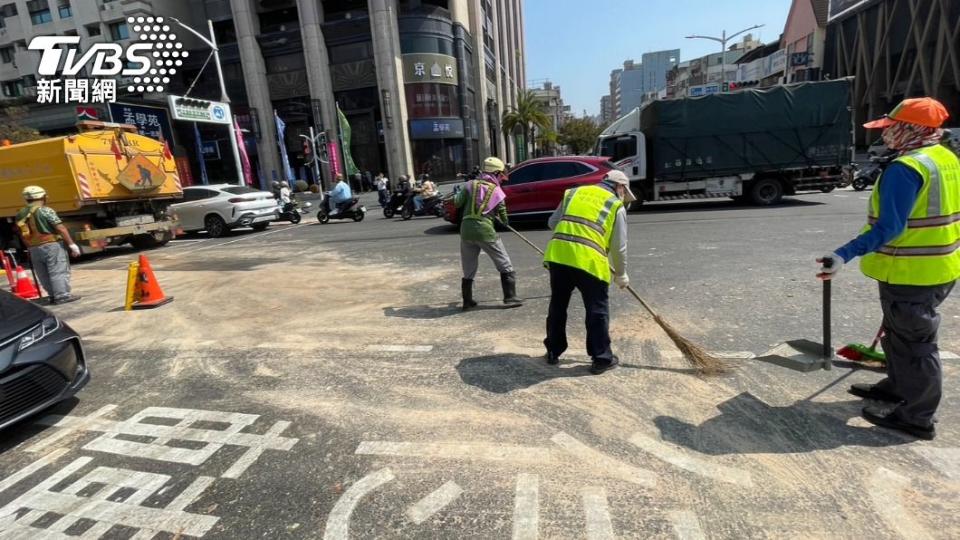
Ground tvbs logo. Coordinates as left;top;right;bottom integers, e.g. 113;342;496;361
29;15;185;94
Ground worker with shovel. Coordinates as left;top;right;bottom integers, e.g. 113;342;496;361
543;170;632;375
15;185;82;304
818;97;959;440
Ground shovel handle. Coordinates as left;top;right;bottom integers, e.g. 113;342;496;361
823;278;832;370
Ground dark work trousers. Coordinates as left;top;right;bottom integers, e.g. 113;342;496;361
875;280;955;427
544;263;614;365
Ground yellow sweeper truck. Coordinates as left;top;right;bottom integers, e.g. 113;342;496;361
0;121;183;254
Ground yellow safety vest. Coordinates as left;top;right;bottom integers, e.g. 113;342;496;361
543;185;622;283
860;144;960;286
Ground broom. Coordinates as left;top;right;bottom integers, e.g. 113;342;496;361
498;221;729;376
837;326;886;363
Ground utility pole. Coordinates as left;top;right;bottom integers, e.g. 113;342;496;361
686;24;764;89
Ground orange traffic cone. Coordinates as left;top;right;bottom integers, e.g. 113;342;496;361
13;265;40;300
132;255;173;309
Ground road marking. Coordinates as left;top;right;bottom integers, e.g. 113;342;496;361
551;432;656;488
912;447;960;481
168;476;217;510
367;345;435;353
868;467;932;540
627;433;753;487
174;223;309;256
580;487;615;540
323;468;395;540
222;420;292;479
0;457;219;538
859;196;870;200
512;473;538;540
834;194;849;198
0;448;68;494
405;480;463;525
356;440;550;464
669;510;705;540
28;404;117;453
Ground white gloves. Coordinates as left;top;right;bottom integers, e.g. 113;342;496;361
817;252;844;280
614;274;630;289
68;244;81;257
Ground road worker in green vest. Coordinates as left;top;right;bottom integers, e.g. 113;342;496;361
543;170;633;375
818;97;959;440
15;185;82;304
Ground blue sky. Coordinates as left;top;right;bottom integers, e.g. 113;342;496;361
524;0;794;117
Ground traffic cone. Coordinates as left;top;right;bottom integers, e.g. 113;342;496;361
13;266;40;300
1;253;15;290
132;254;173;309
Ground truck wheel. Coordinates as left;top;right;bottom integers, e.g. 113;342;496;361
205;215;228;238
749;179;784;206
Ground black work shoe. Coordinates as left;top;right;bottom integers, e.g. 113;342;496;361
545;352;560;365
53;295;82;305
849;383;902;404
590;355;620;375
862;406;935;440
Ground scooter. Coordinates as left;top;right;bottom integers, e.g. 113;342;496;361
318;198;366;224
382;189;410;219
400;192;445;220
277;198;311;224
852;151;895;191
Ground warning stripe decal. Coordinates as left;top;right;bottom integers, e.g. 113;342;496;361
77;173;93;199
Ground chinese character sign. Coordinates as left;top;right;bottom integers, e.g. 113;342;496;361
108;103;176;145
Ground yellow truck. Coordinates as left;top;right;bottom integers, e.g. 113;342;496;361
0;122;183;253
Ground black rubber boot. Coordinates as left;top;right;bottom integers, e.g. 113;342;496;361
500;272;523;306
461;278;478;311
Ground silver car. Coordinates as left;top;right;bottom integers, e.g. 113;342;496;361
171;185;279;237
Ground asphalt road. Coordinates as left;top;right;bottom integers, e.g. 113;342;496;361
1;187;959;539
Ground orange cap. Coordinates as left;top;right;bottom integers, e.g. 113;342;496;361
863;97;950;129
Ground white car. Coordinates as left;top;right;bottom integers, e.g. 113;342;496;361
171;184;279;237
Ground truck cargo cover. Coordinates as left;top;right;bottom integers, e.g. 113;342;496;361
641;79;852;181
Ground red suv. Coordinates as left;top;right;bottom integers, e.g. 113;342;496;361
443;156;616;224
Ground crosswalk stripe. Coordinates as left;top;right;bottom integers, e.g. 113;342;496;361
581;487;615;540
406;481;463;525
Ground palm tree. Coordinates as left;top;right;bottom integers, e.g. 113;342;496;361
501;90;551;161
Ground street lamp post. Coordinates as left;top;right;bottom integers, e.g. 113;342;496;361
686;24;764;88
170;17;246;186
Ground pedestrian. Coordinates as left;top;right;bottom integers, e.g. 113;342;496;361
15;185;82;304
455;156;522;310
818;97;959;440
363;170;374;192
542;170;633;375
375;172;389;208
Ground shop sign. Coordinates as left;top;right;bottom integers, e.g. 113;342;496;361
403;53;459;86
409;118;465;139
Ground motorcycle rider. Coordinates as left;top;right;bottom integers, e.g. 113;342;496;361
413;176;438;212
325;174;353;216
279;181;292;206
271;181;282;201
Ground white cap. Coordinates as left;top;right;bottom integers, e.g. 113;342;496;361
603;170;636;203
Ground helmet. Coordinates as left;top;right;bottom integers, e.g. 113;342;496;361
272;181;280;188
482;157;505;173
280;181;289;188
22;185;46;201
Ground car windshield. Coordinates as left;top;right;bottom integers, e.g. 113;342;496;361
222;186;260;195
598;135;637;162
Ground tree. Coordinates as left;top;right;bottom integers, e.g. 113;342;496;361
501;90;551;161
534;129;558;156
0;105;43;144
558;117;602;155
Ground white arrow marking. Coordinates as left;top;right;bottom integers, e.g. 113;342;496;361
868;467;932;540
581;487;615;540
406;480;463;525
551;432;656;487
323;468;395;540
513;473;538;540
627;433;753;487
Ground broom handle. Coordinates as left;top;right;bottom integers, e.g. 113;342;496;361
498;220;659;319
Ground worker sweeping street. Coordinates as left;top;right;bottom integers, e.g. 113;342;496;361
818;97;959;440
15;185;82;304
455;156;522;310
543;170;632;375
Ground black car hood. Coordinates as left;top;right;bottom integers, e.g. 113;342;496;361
0;290;46;343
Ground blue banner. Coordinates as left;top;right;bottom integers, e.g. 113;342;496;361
274;111;296;183
193;123;209;185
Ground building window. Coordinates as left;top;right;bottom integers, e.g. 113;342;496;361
405;83;460;118
0;47;12;64
109;22;129;40
0;3;17;17
58;3;72;18
22;74;36;87
86;24;102;37
400;35;453;56
2;79;23;98
30;8;53;25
